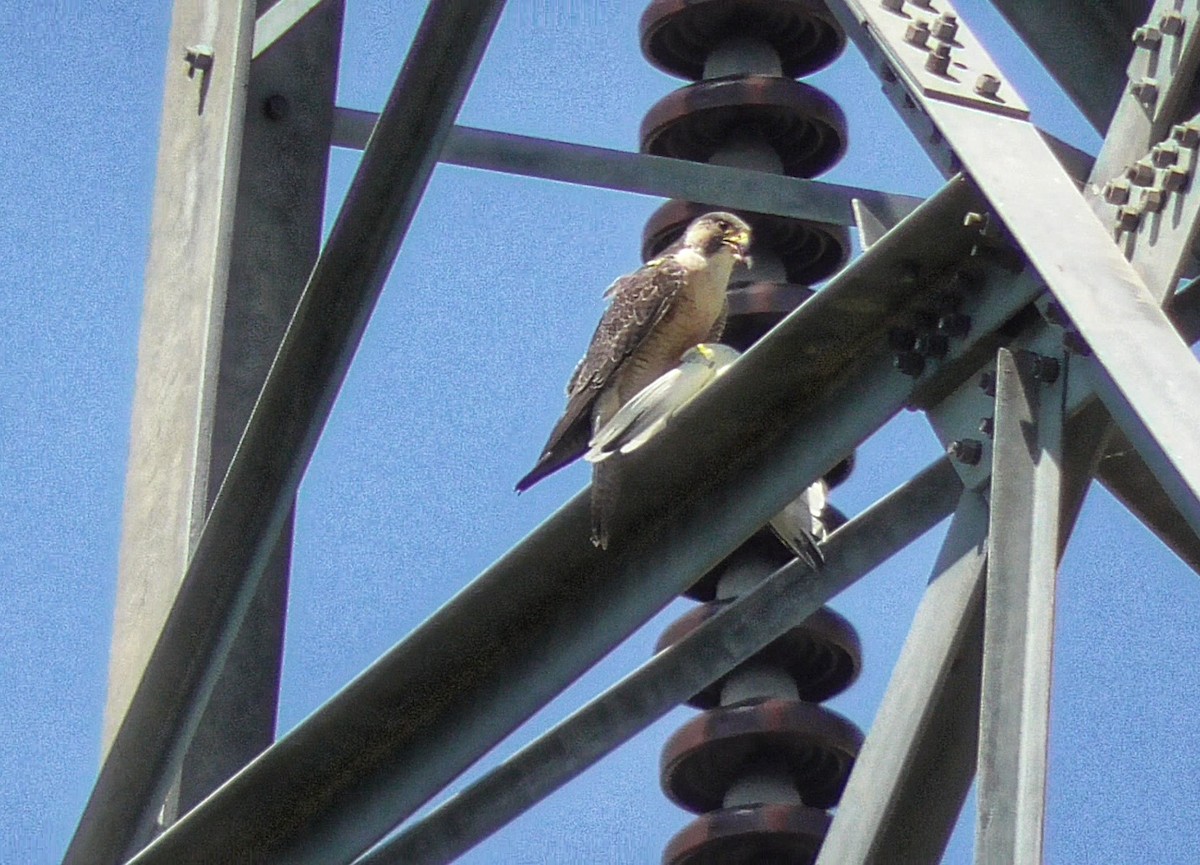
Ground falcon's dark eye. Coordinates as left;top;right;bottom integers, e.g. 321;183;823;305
716;219;730;231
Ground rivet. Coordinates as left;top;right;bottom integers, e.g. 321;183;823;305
905;21;931;48
1103;178;1131;204
932;13;959;42
1133;25;1163;48
1161;11;1186;36
925;42;952;74
1126;160;1156;186
948;439;983;466
974;73;1002;97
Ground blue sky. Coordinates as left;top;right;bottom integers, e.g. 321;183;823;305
3;1;1200;862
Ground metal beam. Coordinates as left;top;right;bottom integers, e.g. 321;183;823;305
253;0;326;59
816;492;988;865
63;3;506;863
331;112;924;228
988;0;1148;132
123;178;1037;865
832;0;1200;558
976;347;1065;864
358;459;962;865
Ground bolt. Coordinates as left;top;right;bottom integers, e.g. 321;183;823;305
978;417;995;437
949;439;983;466
1117;204;1143;231
1152;141;1180;166
183;44;214;78
1103;178;1132;204
925;42;952;75
905;20;931;48
1172;121;1200;148
915;333;949;358
262;93;289;121
932;13;959;41
894;351;926;377
963;211;989;229
881;0;904;11
1133;25;1163;48
1164;165;1190;191
1126;160;1156;186
1141;187;1166;213
937;312;972;337
975;73;1002;98
1161;11;1186;36
978;371;996;396
888;327;918;351
1132;77;1159;104
1018;351;1061;384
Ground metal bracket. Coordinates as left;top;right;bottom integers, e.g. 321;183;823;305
855;0;1029;119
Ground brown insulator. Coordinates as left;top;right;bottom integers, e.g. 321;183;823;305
662;803;831;865
684;529;785;602
722;281;815;350
661;697;862;812
641;0;844;81
643;201;849;286
655;604;862;708
640;76;848;179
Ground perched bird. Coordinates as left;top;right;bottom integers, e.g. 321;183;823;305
586;343;827;567
516;212;753;523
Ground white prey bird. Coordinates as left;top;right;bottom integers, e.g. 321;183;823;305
585;343;828;569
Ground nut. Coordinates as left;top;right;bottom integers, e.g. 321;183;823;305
905;21;931;47
975;73;1002;98
1126;160;1156;186
1102;178;1131;204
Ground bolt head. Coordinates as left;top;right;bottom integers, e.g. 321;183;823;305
936;312;971;338
1132;78;1159;103
974;73;1002;98
1160;11;1186;36
1133;25;1163;47
932;14;959;41
1164;165;1190;192
905;21;931;47
1172;121;1200;148
1102;178;1131;204
949;439;983;466
1126;160;1156;186
978;417;995;437
1117;204;1143;231
1141;187;1166;213
1152;141;1180;167
978;371;996;396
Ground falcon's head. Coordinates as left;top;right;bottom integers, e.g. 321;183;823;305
683;212;752;263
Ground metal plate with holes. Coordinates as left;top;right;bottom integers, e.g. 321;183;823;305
856;0;1030;118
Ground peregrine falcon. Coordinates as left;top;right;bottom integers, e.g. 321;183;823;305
586;343;827;567
516;212;752;517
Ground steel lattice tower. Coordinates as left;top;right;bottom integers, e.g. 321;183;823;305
64;1;1200;864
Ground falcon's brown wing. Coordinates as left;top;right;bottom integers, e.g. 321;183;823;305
515;257;689;492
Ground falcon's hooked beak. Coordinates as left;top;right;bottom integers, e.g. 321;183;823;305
723;229;752;265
